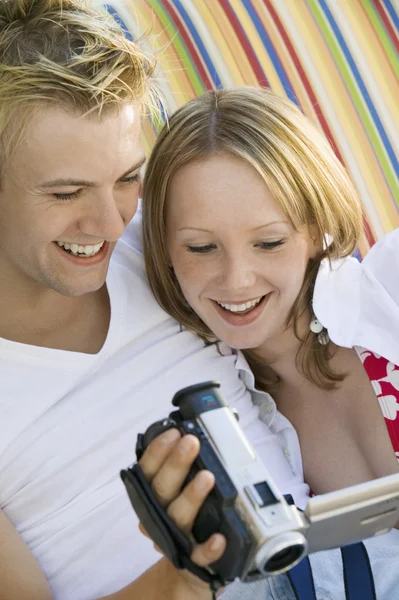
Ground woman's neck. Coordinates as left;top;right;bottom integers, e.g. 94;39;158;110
252;311;311;386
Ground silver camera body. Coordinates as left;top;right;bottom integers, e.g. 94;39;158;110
200;398;308;578
124;381;399;584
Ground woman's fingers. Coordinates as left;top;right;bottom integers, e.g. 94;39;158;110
138;522;149;538
139;521;226;568
145;434;201;507
166;470;215;534
139;429;182;483
138;430;227;571
138;523;163;554
190;534;227;567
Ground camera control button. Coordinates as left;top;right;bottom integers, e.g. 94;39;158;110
245;485;264;509
184;421;206;438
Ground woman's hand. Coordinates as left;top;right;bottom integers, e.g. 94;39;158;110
138;428;226;594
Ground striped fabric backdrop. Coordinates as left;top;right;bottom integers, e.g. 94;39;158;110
97;0;398;257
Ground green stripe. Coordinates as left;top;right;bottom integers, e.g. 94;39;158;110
307;0;399;201
149;0;205;97
363;0;399;78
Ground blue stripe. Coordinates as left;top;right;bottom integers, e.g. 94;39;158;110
155;98;168;127
318;0;399;189
172;0;223;89
287;557;317;600
243;0;300;107
341;543;377;600
103;4;166;124
352;248;362;262
103;4;133;41
384;0;399;32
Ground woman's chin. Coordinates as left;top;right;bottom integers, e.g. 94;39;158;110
215;332;266;351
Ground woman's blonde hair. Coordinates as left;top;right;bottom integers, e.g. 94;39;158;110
143;87;363;391
0;0;158;171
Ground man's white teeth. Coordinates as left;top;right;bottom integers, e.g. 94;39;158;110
217;296;263;312
56;241;104;256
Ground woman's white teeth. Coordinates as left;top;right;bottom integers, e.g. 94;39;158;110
56;241;104;256
217;296;263;312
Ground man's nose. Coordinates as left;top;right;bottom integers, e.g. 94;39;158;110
79;193;127;241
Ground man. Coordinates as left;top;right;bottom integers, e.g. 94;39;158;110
0;2;309;599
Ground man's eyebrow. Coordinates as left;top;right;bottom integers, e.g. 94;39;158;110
37;156;146;188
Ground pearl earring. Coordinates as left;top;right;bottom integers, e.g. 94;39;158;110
310;317;329;345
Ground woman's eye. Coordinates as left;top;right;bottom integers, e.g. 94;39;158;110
187;244;216;254
258;240;284;250
54;190;82;201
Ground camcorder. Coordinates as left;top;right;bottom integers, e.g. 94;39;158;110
121;381;399;592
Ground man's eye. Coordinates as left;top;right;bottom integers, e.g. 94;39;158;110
54;190;81;201
120;174;140;184
187;244;216;254
258;240;284;250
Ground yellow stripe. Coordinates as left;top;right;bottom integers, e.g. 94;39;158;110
204;0;258;85
137;2;197;105
255;1;321;123
282;0;395;232
193;0;243;84
339;0;399;122
229;0;286;95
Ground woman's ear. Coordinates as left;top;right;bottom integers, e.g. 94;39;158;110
308;224;323;258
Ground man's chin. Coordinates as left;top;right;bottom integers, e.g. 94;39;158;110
50;278;107;298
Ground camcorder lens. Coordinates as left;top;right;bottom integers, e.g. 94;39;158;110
262;543;305;573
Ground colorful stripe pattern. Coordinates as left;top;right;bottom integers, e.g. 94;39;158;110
98;0;399;256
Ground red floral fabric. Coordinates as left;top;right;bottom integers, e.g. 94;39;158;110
356;347;399;462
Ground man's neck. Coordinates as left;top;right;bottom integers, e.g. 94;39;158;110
0;283;110;353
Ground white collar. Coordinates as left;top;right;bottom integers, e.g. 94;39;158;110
232;347;278;427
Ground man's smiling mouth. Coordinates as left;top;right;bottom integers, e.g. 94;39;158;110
56;241;105;257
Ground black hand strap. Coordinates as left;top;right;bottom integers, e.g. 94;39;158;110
120;464;224;593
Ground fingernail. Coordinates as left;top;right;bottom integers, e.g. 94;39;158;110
209;534;223;552
161;429;180;444
179;434;197;453
194;471;214;491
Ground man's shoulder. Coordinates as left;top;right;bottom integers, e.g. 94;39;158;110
120;200;144;254
110;202;145;277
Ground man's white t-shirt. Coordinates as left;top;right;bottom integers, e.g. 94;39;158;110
0;221;308;599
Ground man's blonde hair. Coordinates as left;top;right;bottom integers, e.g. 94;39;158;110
143;87;363;390
0;0;158;167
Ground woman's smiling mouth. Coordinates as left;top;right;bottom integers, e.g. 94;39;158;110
216;296;264;313
212;294;270;325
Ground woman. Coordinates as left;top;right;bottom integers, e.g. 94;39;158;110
142;87;399;598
